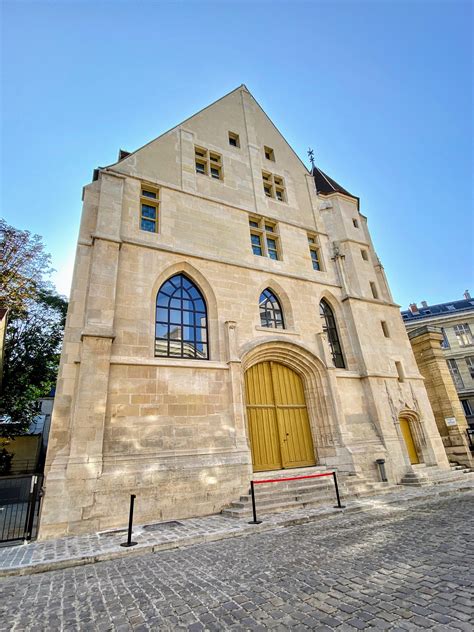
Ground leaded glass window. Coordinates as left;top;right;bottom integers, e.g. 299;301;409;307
155;274;208;359
259;289;284;329
319;299;345;368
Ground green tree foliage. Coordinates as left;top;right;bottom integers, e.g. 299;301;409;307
0;221;68;436
0;219;53;315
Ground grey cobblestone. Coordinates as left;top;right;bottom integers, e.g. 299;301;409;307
0;494;473;630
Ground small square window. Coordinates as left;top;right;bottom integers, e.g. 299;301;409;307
275;189;283;201
264;146;275;161
264;185;272;197
370;282;379;299
353;219;359;228
361;249;369;261
196;161;206;175
249;219;259;228
307;233;323;271
210;166;220;179
228;132;240;147
142;189;157;199
381;321;390;338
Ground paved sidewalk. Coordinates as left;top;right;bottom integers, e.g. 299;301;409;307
1;479;472;578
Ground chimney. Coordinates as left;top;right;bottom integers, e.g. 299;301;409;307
409;303;419;314
464;290;471;300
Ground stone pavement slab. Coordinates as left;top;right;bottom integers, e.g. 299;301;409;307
0;479;472;577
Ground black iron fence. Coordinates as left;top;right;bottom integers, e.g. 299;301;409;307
0;474;43;544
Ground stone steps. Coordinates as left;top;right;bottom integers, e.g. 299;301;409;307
399;464;474;487
222;469;397;518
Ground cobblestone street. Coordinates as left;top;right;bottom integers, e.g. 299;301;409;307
1;494;473;631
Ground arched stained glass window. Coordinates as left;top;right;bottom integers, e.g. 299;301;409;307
259;289;285;329
155;274;208;359
319;299;345;368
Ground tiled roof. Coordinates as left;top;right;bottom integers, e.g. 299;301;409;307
312;166;358;200
401;299;474;322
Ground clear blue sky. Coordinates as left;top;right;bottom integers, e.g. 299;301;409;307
1;0;472;308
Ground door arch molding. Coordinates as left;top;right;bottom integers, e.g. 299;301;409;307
240;340;338;456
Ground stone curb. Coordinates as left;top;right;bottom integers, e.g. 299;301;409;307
1;483;472;578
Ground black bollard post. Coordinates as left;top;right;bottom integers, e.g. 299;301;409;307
332;472;346;509
120;494;138;547
248;481;262;524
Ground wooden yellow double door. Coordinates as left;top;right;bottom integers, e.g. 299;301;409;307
245;361;316;472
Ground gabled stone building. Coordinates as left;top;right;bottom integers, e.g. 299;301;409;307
40;86;449;538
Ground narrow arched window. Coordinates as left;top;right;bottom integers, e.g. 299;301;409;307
155;274;208;359
259;289;284;329
319;299;345;368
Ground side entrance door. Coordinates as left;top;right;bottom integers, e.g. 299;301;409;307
244;361;316;472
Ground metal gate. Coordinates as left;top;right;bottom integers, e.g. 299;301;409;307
0;475;43;544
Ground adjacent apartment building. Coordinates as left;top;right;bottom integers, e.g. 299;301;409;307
402;293;474;430
39;85;450;538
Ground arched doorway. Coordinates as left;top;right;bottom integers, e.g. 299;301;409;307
399;416;420;464
244;361;316;471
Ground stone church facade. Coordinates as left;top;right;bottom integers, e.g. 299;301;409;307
39;85;449;538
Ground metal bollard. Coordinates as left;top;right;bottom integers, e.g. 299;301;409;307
375;458;388;482
120;494;138;547
332;472;346;509
248;481;262;524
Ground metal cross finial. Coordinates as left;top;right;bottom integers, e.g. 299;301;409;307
308;148;315;169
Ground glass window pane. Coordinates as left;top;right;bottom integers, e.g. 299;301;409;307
141;204;156;219
252;245;263;256
142;190;157;199
195;313;206;328
170;309;181;324
249;220;259;228
267;238;276;249
155;324;169;338
170;298;181;309
268;250;278;260
251;234;261;245
140;218;156;232
155;339;168;356
156;307;168;321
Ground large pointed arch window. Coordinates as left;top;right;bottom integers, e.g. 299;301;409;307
155;274;208;359
319;299;345;368
259;289;285;329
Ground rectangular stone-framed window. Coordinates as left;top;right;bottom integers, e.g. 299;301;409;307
453;323;473;347
307;233;323;271
447;358;464;389
466;356;474;379
361;249;369;261
262;171;286;202
381;321;390;338
264;146;275;161
440;327;450;349
370;282;379;299
249;216;281;260
139;184;160;233
195;146;223;180
228;131;240;147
